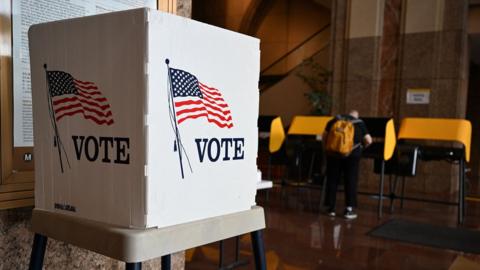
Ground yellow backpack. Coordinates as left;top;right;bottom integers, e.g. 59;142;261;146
325;117;361;156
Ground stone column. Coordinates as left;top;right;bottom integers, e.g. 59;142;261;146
158;0;192;18
378;0;402;117
330;0;469;194
395;0;468;194
396;0;468;120
329;0;348;114
331;0;468;120
330;0;385;116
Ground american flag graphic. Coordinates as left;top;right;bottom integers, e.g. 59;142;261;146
47;71;114;125
169;68;233;128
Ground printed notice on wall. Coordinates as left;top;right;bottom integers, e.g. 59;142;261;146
406;88;431;104
12;0;156;147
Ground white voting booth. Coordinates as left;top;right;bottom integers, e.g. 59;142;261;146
28;9;266;270
29;8;260;229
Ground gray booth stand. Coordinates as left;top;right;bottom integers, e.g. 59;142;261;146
29;206;266;270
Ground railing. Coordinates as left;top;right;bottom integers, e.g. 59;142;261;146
260;23;331;76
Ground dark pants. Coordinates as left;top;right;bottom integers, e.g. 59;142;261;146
325;154;361;209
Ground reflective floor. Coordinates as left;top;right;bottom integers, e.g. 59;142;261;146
185;185;480;270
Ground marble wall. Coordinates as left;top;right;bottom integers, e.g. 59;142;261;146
329;0;348;113
331;0;468;117
397;0;468;120
395;0;468;194
330;0;384;117
176;0;192;18
330;0;469;194
378;0;401;117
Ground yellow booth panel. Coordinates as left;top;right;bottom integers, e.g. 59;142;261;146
398;118;471;161
384;119;396;161
269;117;286;153
287;116;333;135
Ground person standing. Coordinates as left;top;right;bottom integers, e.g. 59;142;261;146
322;110;372;219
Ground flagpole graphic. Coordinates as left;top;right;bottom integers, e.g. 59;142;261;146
44;64;69;173
44;65;113;173
166;59;185;179
165;59;232;179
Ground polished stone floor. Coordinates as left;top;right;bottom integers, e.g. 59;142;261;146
185;185;480;270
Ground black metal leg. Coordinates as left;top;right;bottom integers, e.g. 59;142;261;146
268;155;272;181
462;165;466;219
125;262;141;270
218;240;225;268
389;175;397;213
29;233;48;270
280;163;288;207
308;152;316;182
458;158;465;225
307;188;313;211
378;160;385;219
297;151;302;184
251;230;266;270
161;254;171;270
235;236;240;262
400;176;406;209
320;176;327;209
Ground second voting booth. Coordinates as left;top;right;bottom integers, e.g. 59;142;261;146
28;8;266;269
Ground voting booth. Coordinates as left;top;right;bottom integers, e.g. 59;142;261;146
29;8;261;229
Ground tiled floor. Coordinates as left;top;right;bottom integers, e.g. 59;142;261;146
185;185;480;270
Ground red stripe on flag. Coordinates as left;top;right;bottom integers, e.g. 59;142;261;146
176;107;207;117
177;112;233;128
176;106;232;122
173;81;233;128
202;96;229;108
177;112;208;124
77;92;107;102
199;82;219;91
54;103;113;118
174;99;203;107
56;109;114;125
53;96;110;111
77;89;102;96
75;84;98;90
52;78;113;126
73;79;96;86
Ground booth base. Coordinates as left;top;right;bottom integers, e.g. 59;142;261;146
28;206;266;269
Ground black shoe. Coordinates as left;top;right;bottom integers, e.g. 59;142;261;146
343;207;357;220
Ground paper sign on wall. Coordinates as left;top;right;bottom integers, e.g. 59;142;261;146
407;88;430;104
12;0;156;147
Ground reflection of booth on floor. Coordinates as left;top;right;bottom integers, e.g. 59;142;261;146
385;118;471;225
360;118;397;218
285;116;332;186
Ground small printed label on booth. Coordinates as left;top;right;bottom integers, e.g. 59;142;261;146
54;202;76;212
407;88;430;104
